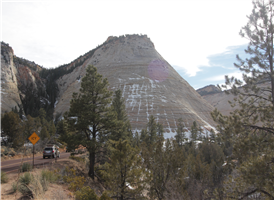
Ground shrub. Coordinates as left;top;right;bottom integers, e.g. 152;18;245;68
29;174;48;198
18;172;32;196
99;192;112;200
19;172;32;185
9;148;16;157
41;169;57;183
21;162;32;172
63;167;85;192
1;171;8;183
11;182;18;193
69;155;85;163
18;172;49;197
75;186;99;200
1;147;6;155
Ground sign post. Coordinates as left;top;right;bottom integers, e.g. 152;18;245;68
28;132;40;169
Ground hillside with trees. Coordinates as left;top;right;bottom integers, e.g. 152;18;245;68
1;0;274;199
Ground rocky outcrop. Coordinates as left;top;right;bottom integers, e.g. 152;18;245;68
1;36;217;137
197;85;222;96
54;35;216;136
1;42;47;116
199;82;272;116
1;42;22;113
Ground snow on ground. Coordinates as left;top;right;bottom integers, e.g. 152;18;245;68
54;100;58;108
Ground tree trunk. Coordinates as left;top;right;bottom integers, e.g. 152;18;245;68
89;148;95;180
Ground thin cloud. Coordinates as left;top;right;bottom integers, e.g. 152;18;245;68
203;72;243;82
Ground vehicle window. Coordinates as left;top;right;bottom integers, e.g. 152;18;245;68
44;148;53;150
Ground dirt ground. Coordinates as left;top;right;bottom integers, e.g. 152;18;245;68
1;158;104;200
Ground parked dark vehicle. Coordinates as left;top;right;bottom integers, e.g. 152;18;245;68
43;145;60;159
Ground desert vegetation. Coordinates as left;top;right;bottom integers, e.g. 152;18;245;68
2;0;274;199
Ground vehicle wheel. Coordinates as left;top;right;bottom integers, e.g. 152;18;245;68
43;156;45;159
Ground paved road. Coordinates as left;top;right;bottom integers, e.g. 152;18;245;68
1;152;71;173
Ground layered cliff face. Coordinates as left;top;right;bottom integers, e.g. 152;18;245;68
1;36;217;136
1;42;47;116
54;35;215;135
1;42;21;113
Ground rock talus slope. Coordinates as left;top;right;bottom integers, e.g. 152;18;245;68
55;35;215;135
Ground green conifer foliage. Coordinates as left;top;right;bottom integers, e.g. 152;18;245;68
48;121;56;136
1;111;23;148
190;121;201;142
110;89;132;142
40;126;50;140
38;108;47;122
212;1;274;198
64;65;117;179
23;115;39;141
101;139;148;200
175;118;186;146
142;137;183;200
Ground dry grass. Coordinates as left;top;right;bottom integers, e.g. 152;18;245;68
1;158;105;200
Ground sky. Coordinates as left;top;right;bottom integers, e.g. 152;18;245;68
1;0;254;89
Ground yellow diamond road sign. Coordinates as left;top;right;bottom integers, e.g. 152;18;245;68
28;132;40;145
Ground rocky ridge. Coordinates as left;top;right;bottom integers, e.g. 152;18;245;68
1;36;216;137
1;42;47;116
54;35;216;136
1;42;21;113
197;82;272;116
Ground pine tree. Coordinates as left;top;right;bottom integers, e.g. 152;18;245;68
23;115;39;141
212;1;274;198
156;122;164;138
48;120;56;136
38;108;47;122
1;111;23;148
132;131;140;147
40;126;50;140
175;118;186;146
190;121;201;142
101;139;148;200
64;65;117;179
142;138;183;200
110;89;132;142
146;115;157;146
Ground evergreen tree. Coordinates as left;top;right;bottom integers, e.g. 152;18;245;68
101;139;148;200
19;104;24;119
212;1;274;198
38;108;47;122
175;118;186;146
146;115;157;146
48;120;56;136
190;121;201;142
1;111;23;148
142;138;183;200
64;65;117;179
56;119;68;143
132;131;140;147
156;122;164;138
40;126;50;140
140;129;148;144
23;115;39;141
110;89;132;142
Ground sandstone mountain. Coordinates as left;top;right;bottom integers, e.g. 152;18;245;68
1;42;21;113
54;35;215;135
1;42;46;116
197;81;272;116
197;85;234;116
1;35;216;136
